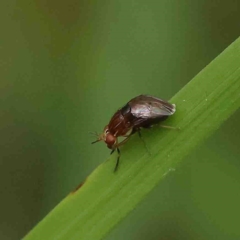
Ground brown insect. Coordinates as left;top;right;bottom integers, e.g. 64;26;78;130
92;95;176;172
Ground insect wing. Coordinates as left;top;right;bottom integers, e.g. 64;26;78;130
128;95;175;119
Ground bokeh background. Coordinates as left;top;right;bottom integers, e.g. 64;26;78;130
0;1;240;239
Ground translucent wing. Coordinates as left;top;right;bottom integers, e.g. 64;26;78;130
128;95;176;119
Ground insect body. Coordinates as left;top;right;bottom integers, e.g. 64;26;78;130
92;95;176;172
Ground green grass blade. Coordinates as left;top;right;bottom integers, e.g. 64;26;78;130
24;37;240;240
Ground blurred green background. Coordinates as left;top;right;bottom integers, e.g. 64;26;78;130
0;1;239;239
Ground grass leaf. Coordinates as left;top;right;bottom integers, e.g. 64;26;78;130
24;37;240;240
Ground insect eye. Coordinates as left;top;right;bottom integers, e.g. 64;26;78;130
106;134;116;148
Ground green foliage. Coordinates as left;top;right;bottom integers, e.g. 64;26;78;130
25;38;240;240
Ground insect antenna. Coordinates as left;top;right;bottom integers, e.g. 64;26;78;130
89;131;99;136
89;131;102;144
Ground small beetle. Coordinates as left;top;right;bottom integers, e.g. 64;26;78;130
92;95;176;172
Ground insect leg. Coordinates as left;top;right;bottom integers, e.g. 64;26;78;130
91;139;101;144
137;130;151;155
114;148;120;172
160;125;180;130
115;136;131;147
112;136;131;172
110;149;115;155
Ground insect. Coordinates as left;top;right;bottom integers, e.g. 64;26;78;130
92;95;176;172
